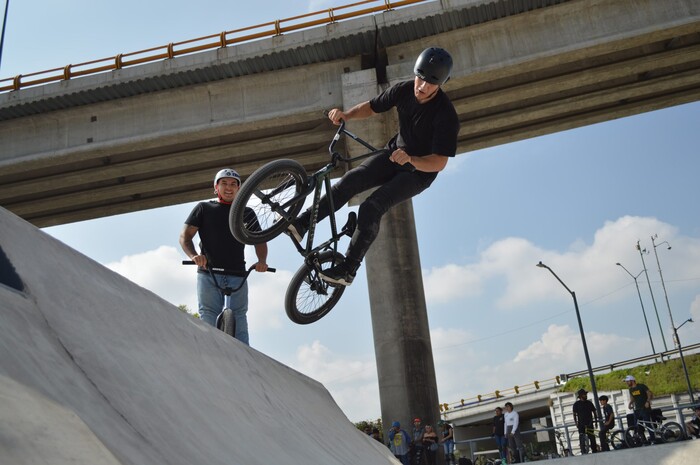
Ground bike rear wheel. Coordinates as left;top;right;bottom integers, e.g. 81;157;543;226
659;421;684;443
217;308;236;337
285;251;346;324
230;159;307;244
609;430;626;450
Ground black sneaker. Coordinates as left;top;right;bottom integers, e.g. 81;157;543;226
320;260;356;286
285;219;307;243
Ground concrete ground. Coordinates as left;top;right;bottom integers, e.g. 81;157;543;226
533;439;700;464
0;206;397;465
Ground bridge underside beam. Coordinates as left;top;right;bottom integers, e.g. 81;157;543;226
0;0;698;227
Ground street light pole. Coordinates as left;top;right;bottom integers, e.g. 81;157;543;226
616;262;656;355
673;318;695;404
650;235;695;403
636;240;668;352
0;0;10;70
536;261;603;424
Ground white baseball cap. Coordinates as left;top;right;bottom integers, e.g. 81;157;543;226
624;375;636;382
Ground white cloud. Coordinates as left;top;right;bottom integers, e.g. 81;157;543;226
423;216;700;310
105;245;289;330
290;340;379;421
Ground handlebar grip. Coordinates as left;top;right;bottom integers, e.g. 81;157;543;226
183;260;275;273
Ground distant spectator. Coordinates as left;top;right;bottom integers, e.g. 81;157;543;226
439;421;455;465
685;405;700;439
492;406;507;462
572;389;598;453
412;418;425;465
598;395;615;451
422;424;439;465
371;427;383;442
625;375;655;443
504;402;524;463
389;421;412;465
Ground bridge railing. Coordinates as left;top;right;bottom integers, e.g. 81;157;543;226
0;0;428;93
439;343;700;413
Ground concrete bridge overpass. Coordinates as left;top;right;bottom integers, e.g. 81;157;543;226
1;0;699;227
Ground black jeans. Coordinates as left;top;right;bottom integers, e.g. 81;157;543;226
303;151;435;263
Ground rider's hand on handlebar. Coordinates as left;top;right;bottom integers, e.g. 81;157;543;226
191;254;207;268
327;108;346;126
253;262;269;273
390;147;413;167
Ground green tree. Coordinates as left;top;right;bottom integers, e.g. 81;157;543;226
355;418;384;443
177;304;200;319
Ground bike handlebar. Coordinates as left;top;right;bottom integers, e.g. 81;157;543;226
182;261;276;274
324;110;416;173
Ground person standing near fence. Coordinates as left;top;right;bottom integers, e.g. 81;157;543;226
439;421;455;465
504;402;524;463
492;406;507;462
572;389;598;453
625;375;655;443
598;395;615;451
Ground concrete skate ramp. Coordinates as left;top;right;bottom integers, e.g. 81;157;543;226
0;207;395;465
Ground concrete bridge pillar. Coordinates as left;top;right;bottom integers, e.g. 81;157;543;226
341;69;439;434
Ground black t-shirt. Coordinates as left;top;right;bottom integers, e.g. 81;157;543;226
493;414;505;436
369;80;460;158
602;404;614;426
573;399;596;425
184;200;260;273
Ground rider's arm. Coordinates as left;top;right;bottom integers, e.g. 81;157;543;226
327;101;374;124
180;224;207;267
645;388;654;407
253;243;269;272
390;151;449;172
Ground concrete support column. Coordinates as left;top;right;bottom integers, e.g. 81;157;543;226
340;69;439;435
365;200;440;434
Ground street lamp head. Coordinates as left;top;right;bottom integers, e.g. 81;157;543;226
536;261;546;268
615;262;621;266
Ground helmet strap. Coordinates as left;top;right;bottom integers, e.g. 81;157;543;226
215;187;232;205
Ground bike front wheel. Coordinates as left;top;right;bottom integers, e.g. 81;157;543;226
230;159;307;244
217;308;236;337
609;430;626;450
285;251;346;324
624;427;644;448
659;421;685;443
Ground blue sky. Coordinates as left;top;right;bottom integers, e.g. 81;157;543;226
3;1;699;422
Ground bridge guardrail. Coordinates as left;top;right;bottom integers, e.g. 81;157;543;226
0;0;428;93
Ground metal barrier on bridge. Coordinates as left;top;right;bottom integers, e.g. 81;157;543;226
0;0;428;92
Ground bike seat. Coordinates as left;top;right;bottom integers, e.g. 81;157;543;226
342;211;357;238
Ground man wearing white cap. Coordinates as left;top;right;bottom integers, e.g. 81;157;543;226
625;375;655;443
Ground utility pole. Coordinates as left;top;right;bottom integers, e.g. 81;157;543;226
636;240;668;352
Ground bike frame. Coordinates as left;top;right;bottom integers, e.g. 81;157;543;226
289;119;387;261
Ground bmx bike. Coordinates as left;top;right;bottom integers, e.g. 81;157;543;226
182;261;275;337
229;115;407;325
581;424;626;452
624;409;685;447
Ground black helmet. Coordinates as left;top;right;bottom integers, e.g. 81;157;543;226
414;47;453;85
577;388;588;397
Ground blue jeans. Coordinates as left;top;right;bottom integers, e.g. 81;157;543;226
494;435;508;460
197;271;249;345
